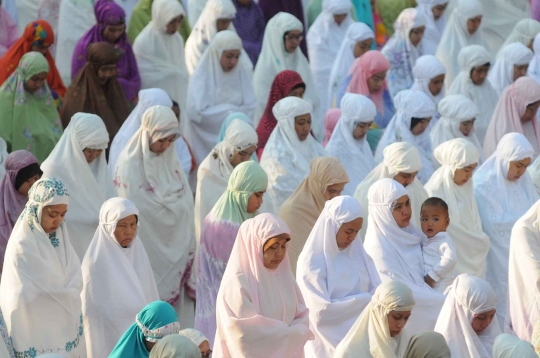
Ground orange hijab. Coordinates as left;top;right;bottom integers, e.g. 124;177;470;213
0;20;66;98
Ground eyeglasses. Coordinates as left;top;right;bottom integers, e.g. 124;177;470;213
202;350;212;358
285;33;304;42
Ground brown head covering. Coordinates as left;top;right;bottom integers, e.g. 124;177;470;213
61;42;130;145
279;156;349;275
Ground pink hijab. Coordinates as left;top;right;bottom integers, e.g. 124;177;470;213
323;109;341;147
346;50;390;114
483;77;540;158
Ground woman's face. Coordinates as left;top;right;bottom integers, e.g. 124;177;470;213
336;217;363;249
40;204;68;233
409;26;426;47
220;49;241;72
25;72;47;93
467;15;483;35
149;134;176;154
393;171;418;187
230;145;257;167
216;18;232;32
432;2;448;20
114;214;137;247
471;309;496;335
294;113;312;141
429;74;445;97
30;44;50;55
507;157;531;181
513;64;529;82
459;118;475;137
352;121;372;140
521;101;540;123
284;30;303;54
166;15;183;34
97;64;117;85
470;64;490;85
367;70;387;94
410;117;432;135
387;310;412;337
288;86;305;98
83;148;103;163
17;174;41;196
102;24;125;43
453;163;478;186
263;233;290;270
323;182;346;201
333;13;348;26
354;38;373;58
246;191;265;213
392;195;412;228
198;341;212;358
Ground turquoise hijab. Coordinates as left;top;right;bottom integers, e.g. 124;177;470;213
218;112;258;162
109;301;180;358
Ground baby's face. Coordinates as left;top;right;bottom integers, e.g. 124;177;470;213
420;206;449;238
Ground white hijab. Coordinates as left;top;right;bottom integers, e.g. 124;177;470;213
354;142;429;240
492;334;537;358
425;138;490;278
488;42;533;96
434;274;501;358
327;22;374;110
81;197;159;358
528;33;540;85
416;0;449;55
41;112;116;259
334;280;415;358
296;195;381;358
185;0;237;74
307;0;353;116
375;89;436;184
132;0;189;125
0;178;84;357
430;94;484;160
260;97;327;213
436;0;491;89
447;44;498;144
185;30;256;168
326;93;376;196
411;55;447;107
498;19;540;58
253;12;321;137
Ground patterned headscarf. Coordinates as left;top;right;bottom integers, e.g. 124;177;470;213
179;328;209;347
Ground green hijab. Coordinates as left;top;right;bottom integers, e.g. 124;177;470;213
0;51;62;163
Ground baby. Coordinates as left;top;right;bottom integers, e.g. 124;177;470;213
420;197;457;293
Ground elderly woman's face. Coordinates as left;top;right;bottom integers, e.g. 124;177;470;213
114;214;138;248
392;195;412;228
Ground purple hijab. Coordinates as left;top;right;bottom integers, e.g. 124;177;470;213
232;0;266;66
533;0;540;22
71;0;141;102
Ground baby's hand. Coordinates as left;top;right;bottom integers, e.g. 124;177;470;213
424;275;436;288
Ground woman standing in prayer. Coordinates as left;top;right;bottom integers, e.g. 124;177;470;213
493;334;537;358
0;52;62;163
260;97;327;214
375;89;436;184
0;178;85;357
195;161;267;345
483;77;540;158
185;0;236;74
434;274;501;357
82;198;159;358
425;139;489;278
232;0;265;66
326;93;377;196
327;22;374;110
475;133;538;328
184;30;256;171
382;8;427;98
41;113;116;259
110;301;181;358
61;42;130;146
436;0;491;89
297;195;381;357
416;0;449;56
72;0;140;103
280;156;349;274
253;12;321;138
0;2;17;57
488;42;533;96
213;213;313;356
411;55;446;110
114;105;196;328
333;280;415;357
499;19;540;55
363;178;445;333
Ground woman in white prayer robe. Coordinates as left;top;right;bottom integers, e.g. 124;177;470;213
411;55;446;111
185;0;237;75
416;0;449;56
260;97;327;214
184;30;256;174
499;18;540;56
435;273;501;358
296;195;381;357
488;42;533;96
41;112;116;259
81;197;159;358
364;178;445;334
113;105;196;328
425;138;489;278
334;279;415;357
447;44;498;144
0;178;84;357
474;132;538;329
